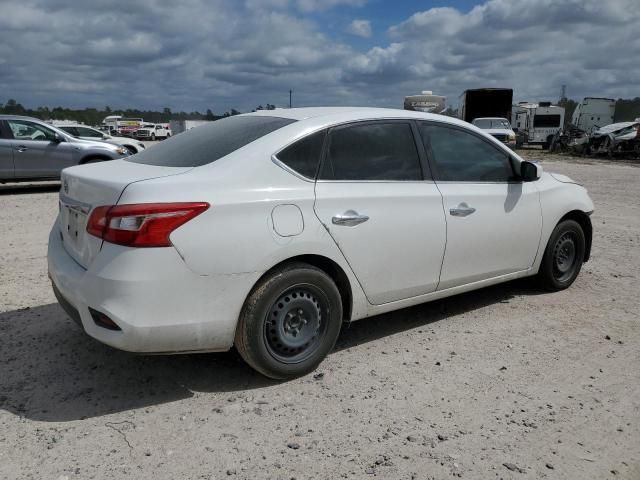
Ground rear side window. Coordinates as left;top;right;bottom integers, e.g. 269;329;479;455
128;115;296;167
419;123;515;182
276;130;326;179
320;122;422;181
60;126;79;137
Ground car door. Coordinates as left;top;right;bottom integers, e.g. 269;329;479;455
313;120;447;305
7;119;78;179
0;120;15;180
418;122;542;290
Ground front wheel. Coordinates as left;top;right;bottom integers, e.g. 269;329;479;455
234;263;343;380
537;219;585;291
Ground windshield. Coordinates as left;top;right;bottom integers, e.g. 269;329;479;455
127;115;296;167
473;118;511;129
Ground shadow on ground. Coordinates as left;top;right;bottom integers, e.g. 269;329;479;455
0;182;60;195
0;279;543;422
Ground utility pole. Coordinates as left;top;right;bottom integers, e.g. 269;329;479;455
289;89;292;109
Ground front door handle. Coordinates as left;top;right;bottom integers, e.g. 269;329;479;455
449;203;476;217
332;210;370;227
15;145;28;153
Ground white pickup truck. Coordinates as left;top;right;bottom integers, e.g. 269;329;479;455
134;123;172;141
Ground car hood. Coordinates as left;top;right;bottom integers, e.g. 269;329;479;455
593;122;639;136
549;172;581;185
483;128;515;136
67;137;121;150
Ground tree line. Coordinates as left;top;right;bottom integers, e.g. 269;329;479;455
0;99;277;126
1;97;638;127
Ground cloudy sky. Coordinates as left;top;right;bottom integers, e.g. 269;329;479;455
0;0;638;113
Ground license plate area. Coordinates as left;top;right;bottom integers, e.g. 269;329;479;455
66;207;86;243
59;197;90;246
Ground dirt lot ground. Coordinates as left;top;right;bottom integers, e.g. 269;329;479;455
1;150;638;479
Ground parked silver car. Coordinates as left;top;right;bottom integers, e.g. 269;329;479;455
0;115;130;182
56;124;146;155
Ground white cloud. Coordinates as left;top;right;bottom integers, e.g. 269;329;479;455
347;19;372;38
0;0;638;112
295;0;367;13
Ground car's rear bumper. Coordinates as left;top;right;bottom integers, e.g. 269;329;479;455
47;219;261;353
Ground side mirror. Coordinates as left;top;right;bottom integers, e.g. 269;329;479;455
52;132;63;143
520;160;541;181
102;135;111;140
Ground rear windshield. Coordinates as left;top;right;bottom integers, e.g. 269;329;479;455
127;115;296;167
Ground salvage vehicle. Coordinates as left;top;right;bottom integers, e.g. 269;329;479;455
0;115;129;182
571;97;615;134
58;124;146;154
471;117;517;146
134;123;171;141
48;107;594;379
588;121;640;157
512;102;565;149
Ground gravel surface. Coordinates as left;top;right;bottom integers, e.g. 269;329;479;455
1;151;639;479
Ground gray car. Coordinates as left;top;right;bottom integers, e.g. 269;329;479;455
0;115;130;182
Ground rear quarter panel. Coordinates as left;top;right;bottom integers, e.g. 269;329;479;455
116;138;370;320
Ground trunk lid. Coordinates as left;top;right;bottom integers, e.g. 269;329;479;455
58;160;192;268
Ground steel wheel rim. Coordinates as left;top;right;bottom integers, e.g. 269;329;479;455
264;284;329;364
553;232;577;282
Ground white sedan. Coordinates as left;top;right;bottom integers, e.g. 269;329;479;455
48;107;594;379
57;124;147;154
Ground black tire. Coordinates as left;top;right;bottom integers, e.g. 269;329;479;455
537;220;585;291
235;262;343;380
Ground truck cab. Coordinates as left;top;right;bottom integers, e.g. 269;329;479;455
472;117;517;147
134;123;172;141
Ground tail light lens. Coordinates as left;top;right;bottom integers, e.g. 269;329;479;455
87;202;209;247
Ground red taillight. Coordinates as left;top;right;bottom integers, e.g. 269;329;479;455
87;202;209;247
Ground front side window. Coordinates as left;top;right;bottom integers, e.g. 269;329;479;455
320;122;422;181
419;123;515;182
276;130;326;179
128;115;296;167
7;120;57;142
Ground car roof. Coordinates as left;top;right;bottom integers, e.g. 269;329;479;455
0;114;41;121
247;106;470;128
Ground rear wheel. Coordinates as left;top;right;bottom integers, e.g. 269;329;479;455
537;220;585;291
235;263;343;379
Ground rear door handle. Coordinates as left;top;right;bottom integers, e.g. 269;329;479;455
449;203;476;217
15;145;28;153
332;210;369;227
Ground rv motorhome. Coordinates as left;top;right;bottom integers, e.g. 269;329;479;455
512;102;565;149
403;91;446;114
